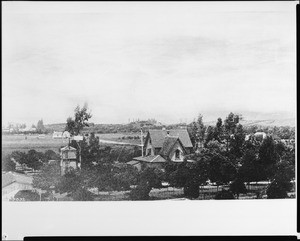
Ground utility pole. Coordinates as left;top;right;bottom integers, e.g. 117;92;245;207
141;128;144;157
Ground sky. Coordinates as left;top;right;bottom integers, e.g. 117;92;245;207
2;2;297;126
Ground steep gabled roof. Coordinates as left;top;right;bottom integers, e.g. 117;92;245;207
145;129;193;148
133;155;167;163
2;172;33;188
159;136;186;157
61;146;77;151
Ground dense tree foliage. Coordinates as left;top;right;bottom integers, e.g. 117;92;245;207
65;103;92;136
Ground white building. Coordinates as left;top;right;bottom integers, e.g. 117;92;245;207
2;172;33;201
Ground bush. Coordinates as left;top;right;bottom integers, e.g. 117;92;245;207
71;187;95;201
214;190;235;200
129;181;152;200
229;178;247;198
14;190;40;201
266;180;292;199
184;183;199;199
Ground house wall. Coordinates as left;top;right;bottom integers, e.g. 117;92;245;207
60;160;77;175
133;163;142;172
145;138;154;156
169;142;185;162
144;162;164;170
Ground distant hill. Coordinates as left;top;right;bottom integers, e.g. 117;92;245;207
202;110;295;127
44;111;295;133
204;118;295;127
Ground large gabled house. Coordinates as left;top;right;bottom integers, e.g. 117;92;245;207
128;129;193;171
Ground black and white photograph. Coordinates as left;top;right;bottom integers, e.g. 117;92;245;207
2;1;297;239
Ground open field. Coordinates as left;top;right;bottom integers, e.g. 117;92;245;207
2;134;69;156
2;133;141;157
95;133;144;145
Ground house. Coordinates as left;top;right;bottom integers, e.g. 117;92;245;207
2;171;33;201
254;132;267;140
60;145;77;175
143;129;193;156
128;129;193;171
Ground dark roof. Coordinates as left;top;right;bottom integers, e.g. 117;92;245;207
127;160;140;165
146;129;193;148
61;146;77;151
159;136;185;157
2;172;33;188
133;155;167;163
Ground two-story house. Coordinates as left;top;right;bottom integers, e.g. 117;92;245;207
127;129;193;171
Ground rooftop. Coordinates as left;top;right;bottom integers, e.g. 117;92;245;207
133;155;167;163
147;129;193;148
2;172;33;188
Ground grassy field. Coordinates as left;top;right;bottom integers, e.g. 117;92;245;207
96;133;144;145
2;134;69;156
1;133;141;156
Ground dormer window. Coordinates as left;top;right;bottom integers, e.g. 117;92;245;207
175;149;180;159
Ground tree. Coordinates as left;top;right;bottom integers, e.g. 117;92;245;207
188;121;198;150
215;118;223;142
258;136;278;166
266;180;291;199
2;154;16;171
36;119;45;133
207;151;237;187
25;150;44;170
204;126;215;146
65;104;92;136
14;190;40;201
239;149;266;183
129;167;164;200
196;114;205;147
229;178;247;199
71;187;95;201
187;114;206;150
44;150;60;162
79;132;101;170
229;124;245;158
57;168;82;194
32;162;61;193
224;112;240;152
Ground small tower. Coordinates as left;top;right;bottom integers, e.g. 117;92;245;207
60;145;77;176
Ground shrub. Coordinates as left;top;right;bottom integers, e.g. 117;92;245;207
229;178;247;198
14;190;40;201
129;181;152;200
266;180;292;199
184;183;199;199
71;187;95;201
214;190;235;200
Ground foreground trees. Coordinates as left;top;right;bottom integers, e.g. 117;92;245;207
27;109;295;201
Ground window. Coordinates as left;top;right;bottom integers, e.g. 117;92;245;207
175;150;180;159
147;149;151;156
